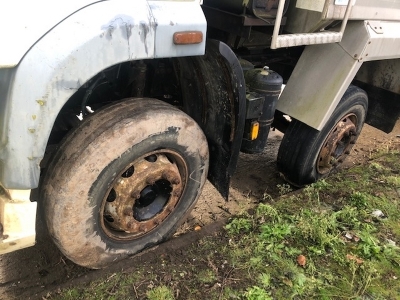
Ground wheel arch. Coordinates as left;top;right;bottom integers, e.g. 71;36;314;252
43;40;245;200
0;0;155;189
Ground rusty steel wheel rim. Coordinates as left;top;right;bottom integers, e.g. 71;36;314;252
101;150;187;240
317;113;358;175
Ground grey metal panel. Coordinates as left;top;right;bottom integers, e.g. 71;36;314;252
276;20;400;130
285;0;400;34
362;21;400;61
350;0;400;21
276;42;363;130
337;21;370;58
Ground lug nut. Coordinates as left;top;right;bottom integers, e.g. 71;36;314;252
123;207;133;216
131;192;141;199
162;172;172;180
173;189;182;197
172;177;180;185
146;177;156;185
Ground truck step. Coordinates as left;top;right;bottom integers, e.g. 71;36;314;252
275;32;343;48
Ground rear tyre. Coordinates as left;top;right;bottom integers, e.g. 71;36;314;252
277;85;368;186
41;98;209;268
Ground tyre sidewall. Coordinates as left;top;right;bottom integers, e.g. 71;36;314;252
43;99;208;268
297;92;367;184
277;86;368;186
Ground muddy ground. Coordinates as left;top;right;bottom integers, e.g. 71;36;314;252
0;121;399;300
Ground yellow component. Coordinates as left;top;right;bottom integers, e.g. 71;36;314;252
250;121;259;140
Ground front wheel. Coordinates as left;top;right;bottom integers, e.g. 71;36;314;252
41;98;209;268
277;85;368;186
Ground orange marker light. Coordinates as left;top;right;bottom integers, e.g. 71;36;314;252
173;31;203;45
250;121;259;140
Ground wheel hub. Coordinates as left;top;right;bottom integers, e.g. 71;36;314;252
133;180;170;221
317;114;358;175
102;151;185;239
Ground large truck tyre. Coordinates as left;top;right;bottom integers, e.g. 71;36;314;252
41;98;209;269
277;85;368;186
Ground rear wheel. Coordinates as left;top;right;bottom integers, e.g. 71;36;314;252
277;85;368;186
41;98;209;268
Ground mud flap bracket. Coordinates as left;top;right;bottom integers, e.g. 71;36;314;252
178;40;246;199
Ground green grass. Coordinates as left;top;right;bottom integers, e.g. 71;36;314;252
45;152;400;299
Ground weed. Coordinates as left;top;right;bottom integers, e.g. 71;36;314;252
225;217;252;234
357;231;382;259
385;175;400;187
313;179;330;190
336;205;363;229
304;185;321;204
146;285;175;300
255;204;280;223
259;223;292;242
369;162;388;172
348;191;369;208
61;289;81;300
295;208;339;250
304;180;330;204
197;269;217;284
257;273;271;288
262;190;273;202
277;183;292;196
242;286;272;300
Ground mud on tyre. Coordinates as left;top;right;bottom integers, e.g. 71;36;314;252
41;98;209;269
